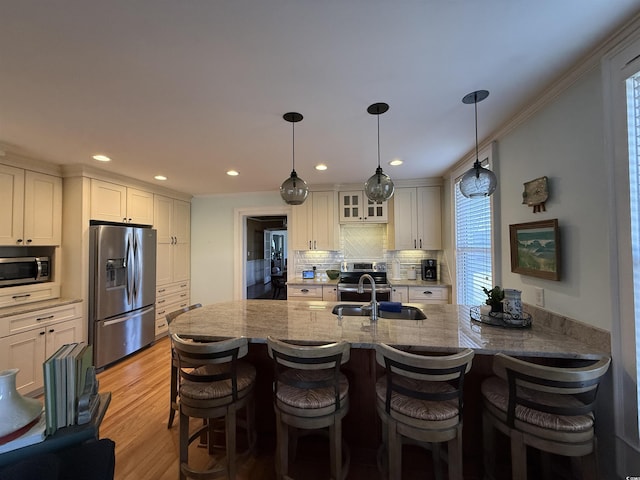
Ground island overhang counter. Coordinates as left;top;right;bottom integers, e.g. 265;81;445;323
166;300;611;476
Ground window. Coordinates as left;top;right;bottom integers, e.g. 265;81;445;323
453;147;495;305
604;33;640;472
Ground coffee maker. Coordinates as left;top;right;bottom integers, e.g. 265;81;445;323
421;259;437;281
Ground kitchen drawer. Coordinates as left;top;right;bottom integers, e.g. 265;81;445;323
156;290;190;310
408;286;449;303
0;283;61;310
287;285;323;299
0;302;82;338
156;281;189;298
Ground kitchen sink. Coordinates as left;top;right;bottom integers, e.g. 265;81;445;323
331;304;426;320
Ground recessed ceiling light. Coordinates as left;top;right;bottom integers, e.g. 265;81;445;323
227;170;239;176
389;159;403;166
154;175;167;181
93;154;111;162
315;164;328;171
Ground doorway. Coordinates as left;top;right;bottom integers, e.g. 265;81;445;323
245;215;288;299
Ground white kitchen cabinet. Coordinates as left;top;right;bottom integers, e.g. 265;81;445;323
154;195;191;286
322;284;338;301
90;179;154;225
338;191;388;223
155;281;190;338
0;302;83;395
389;186;441;250
287;284;323;300
408;285;449;304
390;286;408;303
291;191;338;251
0;165;62;246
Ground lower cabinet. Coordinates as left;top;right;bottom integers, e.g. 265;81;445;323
155;281;190;338
322;285;338;301
0;302;83;395
408;286;449;304
390;286;408;303
287;284;323;300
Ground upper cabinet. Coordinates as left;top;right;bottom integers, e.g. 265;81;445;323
90;179;154;225
339;191;388;223
291;191;339;251
154;195;191;285
389;186;441;250
0;165;62;246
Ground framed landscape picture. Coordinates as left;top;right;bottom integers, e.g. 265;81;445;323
509;219;560;280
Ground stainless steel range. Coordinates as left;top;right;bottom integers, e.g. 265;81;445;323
337;262;391;302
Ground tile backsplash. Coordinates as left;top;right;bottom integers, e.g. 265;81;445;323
293;223;448;282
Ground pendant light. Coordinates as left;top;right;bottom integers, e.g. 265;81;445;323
364;102;394;202
280;112;309;205
459;90;497;198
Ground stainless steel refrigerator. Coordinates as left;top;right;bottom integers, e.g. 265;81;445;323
89;224;156;369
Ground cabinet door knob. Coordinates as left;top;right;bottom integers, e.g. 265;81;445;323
26;239;32;243
414;239;417;248
40;331;46;336
16;239;23;244
419;239;422;248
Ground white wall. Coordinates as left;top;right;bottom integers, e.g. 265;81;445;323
494;68;611;330
190;191;284;305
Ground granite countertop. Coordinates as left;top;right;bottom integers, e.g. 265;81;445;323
0;298;83;318
286;278;339;286
168;300;607;359
388;279;450;287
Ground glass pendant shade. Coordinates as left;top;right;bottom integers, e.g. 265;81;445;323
459;160;497;198
280;112;308;205
365;102;394;202
365;166;394;202
459;90;497;198
280;170;308;205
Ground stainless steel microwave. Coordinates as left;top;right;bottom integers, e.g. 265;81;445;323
0;257;50;287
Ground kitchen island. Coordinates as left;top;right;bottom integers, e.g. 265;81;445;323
167;300;611;476
168;299;609;358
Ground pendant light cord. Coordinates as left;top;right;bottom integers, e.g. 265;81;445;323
377;112;381;169
291;121;296;172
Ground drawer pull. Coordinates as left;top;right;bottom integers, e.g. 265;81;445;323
180;293;187;298
301;289;309;293
36;315;55;321
158;299;166;304
158;288;166;293
180;284;187;288
12;294;31;299
423;291;433;295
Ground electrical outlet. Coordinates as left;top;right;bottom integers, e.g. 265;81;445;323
534;287;544;307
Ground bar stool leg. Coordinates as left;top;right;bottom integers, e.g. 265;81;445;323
388;419;401;480
168;361;178;428
275;410;289;479
482;410;496;480
447;426;464;480
179;410;189;480
226;405;237;480
510;430;527;480
329;418;342;480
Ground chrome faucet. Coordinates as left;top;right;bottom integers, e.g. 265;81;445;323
358;273;378;321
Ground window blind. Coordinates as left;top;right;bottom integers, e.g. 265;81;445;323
454;164;493;306
626;71;640;414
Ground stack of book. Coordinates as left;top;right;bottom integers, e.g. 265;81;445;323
43;342;98;436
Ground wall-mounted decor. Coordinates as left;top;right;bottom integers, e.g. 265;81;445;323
522;176;549;213
509;219;560;280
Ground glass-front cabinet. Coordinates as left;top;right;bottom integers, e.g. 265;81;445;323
339;191;388;223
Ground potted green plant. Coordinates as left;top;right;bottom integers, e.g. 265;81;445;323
482;286;504;313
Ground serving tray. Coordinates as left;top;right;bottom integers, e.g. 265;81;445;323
469;306;532;328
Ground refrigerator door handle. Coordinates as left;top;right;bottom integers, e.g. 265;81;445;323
102;305;155;327
132;233;139;300
126;233;134;304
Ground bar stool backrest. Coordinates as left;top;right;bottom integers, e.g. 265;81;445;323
491;353;611;428
375;344;474;418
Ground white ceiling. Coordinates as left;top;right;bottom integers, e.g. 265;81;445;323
1;1;638;197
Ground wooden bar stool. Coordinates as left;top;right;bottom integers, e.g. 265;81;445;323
267;336;351;480
166;303;202;429
374;344;474;480
481;353;611;480
172;334;257;480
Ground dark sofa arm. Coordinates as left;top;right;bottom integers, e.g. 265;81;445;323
0;438;115;480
